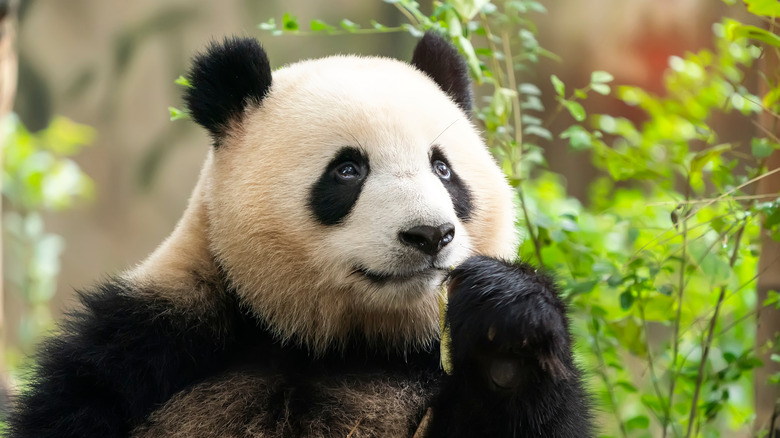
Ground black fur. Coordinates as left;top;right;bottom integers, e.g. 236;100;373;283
6;279;244;438
7;257;592;437
431;146;473;222
184;37;272;145
426;256;593;437
309;147;370;226
411;32;473;113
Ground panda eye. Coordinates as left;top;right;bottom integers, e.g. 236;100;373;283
335;162;361;180
432;160;451;180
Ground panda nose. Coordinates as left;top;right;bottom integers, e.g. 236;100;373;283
398;223;455;256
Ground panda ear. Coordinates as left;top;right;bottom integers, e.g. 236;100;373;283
184;37;272;146
411;32;472;113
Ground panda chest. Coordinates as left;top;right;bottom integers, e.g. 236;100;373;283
132;369;437;438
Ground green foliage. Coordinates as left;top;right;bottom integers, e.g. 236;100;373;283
2;115;94;361
257;1;779;436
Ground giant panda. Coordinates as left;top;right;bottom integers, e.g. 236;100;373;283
7;33;592;437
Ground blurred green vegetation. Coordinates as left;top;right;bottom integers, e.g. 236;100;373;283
2;115;94;371
260;0;779;436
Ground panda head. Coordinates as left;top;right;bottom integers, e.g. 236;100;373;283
183;34;517;352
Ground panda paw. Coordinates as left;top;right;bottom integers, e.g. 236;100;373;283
446;256;573;392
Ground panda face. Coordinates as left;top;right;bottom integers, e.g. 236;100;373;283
192;39;517;351
314;143;471;305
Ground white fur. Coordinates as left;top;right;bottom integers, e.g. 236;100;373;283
131;54;518;353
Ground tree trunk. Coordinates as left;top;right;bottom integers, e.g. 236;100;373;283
755;25;780;437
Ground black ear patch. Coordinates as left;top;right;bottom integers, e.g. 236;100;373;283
411;33;473;113
184;37;272;145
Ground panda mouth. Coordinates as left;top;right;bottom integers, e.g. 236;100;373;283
352;266;446;284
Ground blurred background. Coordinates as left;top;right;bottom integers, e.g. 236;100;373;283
5;0;735;344
3;0;775;435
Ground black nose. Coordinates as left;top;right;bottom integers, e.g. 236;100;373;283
399;223;455;256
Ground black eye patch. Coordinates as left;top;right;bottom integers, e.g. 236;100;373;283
430;146;473;222
309;147;370;226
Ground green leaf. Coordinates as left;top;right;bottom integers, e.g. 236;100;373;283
626;415;650;430
745;0;780;17
640;394;663;412
526;1;547;13
340;19;361;32
518;83;542;96
41;117;96;155
310;19;336;32
591;83;611;95
521;96;544;111
522;115;543;126
737;356;763;370
766;205;780;228
562;100;586;122
619;290;634;310
282;13;299;32
168;106;189;121
607;274;624;287
454;35;482;81
174;75;192;88
524;125;553;140
764;86;780;110
752;137;778;158
763;290;780;308
726;22;780;47
690;143;731;175
551;74;565;97
596;115;617;133
490;87;516;119
616;380;638;393
450;0;491;21
607;318;646;356
369;19;387;30
258;18;276;31
590;70;614;84
442;7;464;38
401;24;424;38
560;125;592;150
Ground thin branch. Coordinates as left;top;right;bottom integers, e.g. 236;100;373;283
679;245;774;340
645;193;779;206
665;202;687;438
629;166;780;262
517;186;544;265
590;318;629;438
501;32;523;154
638;300;673;434
393;3;420;27
684;224;745;438
753;118;780;144
479;13;507;86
